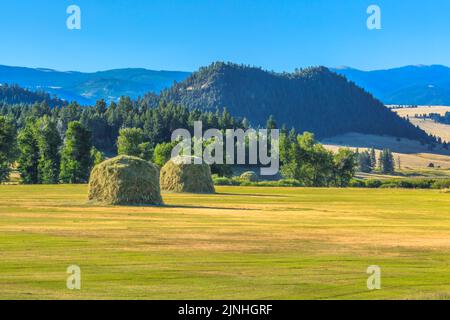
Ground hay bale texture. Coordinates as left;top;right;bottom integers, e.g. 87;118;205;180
160;156;215;194
240;171;259;182
88;155;163;205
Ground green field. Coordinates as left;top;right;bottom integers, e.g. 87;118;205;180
0;185;449;300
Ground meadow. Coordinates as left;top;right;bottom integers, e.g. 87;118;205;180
0;185;449;300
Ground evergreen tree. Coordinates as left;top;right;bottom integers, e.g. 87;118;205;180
35;116;61;184
379;149;395;174
17;121;40;184
369;148;377;169
358;150;372;173
95;99;107;114
266;115;277;130
60;121;93;183
0;116;17;183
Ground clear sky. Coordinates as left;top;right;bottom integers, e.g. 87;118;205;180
0;0;448;72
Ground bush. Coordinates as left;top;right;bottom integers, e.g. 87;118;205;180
380;183;398;189
365;179;383;188
349;179;366;188
213;176;240;186
432;179;450;189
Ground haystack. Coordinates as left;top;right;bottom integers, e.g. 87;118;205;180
88;155;163;205
240;171;259;182
160;156;215;194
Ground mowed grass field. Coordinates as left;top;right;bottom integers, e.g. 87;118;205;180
1;185;449;300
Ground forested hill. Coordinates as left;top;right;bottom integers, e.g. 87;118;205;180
0;84;67;107
161;62;433;142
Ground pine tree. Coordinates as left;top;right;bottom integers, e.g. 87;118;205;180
60;121;93;184
357;150;372;173
0;116;17;183
379;149;395;174
369;148;377;170
266;115;277;130
17;121;40;184
35;116;61;184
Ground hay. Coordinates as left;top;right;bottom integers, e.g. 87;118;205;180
240;171;259;182
160;156;215;194
88;155;163;205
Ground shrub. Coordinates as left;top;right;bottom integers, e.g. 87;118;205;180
365;179;383;188
349;179;366;188
213;176;240;186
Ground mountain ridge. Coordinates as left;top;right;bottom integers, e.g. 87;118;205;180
332;64;450;105
161;62;434;142
0;64;190;104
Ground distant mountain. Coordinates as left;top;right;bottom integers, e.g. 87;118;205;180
0;83;67;107
0;65;190;105
333;65;450;105
161;62;434;142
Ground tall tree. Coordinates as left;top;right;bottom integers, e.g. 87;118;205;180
379;148;395;174
0;116;17;183
17;121;40;184
358;150;373;173
369;148;377;169
333;148;357;187
60;121;93;183
35;116;61;184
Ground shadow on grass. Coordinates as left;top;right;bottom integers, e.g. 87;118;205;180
163;204;258;211
217;192;289;198
87;201;258;211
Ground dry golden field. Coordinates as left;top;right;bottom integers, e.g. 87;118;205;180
393;106;450;117
0;185;449;300
323;133;450;171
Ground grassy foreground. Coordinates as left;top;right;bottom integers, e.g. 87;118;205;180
0;185;449;300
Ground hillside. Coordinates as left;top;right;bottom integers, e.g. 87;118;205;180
0;83;66;107
392;106;450;143
323;133;450;171
162;62;434;141
333;65;450;105
0;65;190;104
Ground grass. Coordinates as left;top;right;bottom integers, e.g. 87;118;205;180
0;185;449;300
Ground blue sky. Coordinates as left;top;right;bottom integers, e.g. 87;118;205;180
0;0;448;72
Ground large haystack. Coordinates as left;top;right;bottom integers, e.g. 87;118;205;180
88;155;163;205
160;156;215;194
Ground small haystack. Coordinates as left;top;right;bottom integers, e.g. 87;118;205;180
240;171;259;182
160;156;215;194
88;155;163;205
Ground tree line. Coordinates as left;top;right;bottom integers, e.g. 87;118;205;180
356;148;396;174
1;97;360;186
